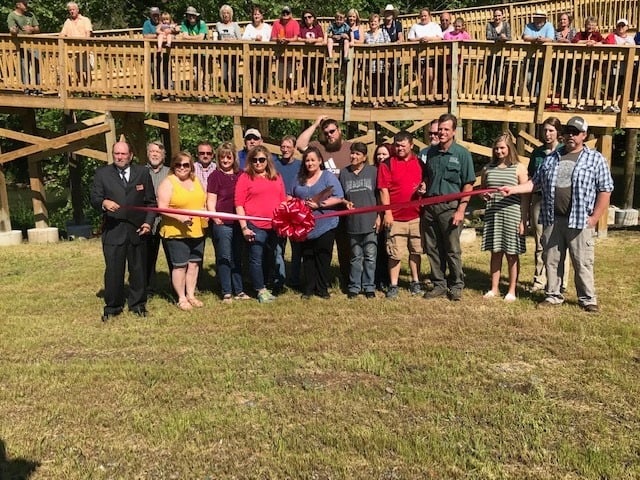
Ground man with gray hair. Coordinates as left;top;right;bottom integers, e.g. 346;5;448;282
145;141;171;294
502;116;614;312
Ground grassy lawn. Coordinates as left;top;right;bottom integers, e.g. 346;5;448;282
1;232;639;479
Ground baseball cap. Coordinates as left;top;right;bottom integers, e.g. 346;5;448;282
616;18;629;26
244;128;262;139
281;6;292;14
566;116;588;133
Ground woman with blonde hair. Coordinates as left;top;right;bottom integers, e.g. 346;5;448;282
347;9;364;44
480;133;529;302
235;146;286;303
157;151;208;310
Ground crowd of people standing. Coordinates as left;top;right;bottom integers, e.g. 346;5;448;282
90;113;613;321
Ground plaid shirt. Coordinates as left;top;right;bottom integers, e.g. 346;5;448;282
194;162;216;191
532;145;614;229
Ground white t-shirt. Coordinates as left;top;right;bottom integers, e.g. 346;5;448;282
408;22;443;41
242;23;272;41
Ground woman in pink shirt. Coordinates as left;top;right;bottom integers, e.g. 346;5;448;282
444;18;471;88
235;146;286;303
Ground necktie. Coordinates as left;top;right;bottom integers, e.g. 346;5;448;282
119;169;127;185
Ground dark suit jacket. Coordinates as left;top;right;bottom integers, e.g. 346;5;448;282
90;163;157;245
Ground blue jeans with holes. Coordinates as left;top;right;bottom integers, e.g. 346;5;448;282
349;231;377;294
247;223;278;293
211;222;244;296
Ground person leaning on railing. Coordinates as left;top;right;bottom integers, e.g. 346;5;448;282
215;4;241;99
364;13;391;108
143;7;172;99
179;6;209;99
521;10;554;99
60;1;93;90
603;18;634;113
7;0;41;95
485;8;512;102
243;6;272;104
298;9;325;103
571;16;603;110
554;12;576;43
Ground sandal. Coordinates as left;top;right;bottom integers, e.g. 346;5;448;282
177;298;193;311
187;296;204;308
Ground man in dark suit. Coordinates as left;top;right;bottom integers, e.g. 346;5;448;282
90;141;157;321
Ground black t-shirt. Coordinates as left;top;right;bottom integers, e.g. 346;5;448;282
383;20;402;42
554;151;579;217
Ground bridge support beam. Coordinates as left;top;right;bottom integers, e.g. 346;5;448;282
596;127;613;238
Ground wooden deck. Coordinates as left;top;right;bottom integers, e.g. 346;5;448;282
1;36;639;129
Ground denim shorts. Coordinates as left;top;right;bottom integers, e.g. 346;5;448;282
164;237;204;267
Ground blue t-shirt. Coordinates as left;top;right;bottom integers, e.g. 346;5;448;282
142;18;159;35
522;21;554;40
328;22;351;39
292;170;344;240
274;157;302;196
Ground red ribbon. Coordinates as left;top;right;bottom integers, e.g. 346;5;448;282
271;198;315;241
127;188;498;240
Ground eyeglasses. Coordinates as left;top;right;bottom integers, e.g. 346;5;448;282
198;151;213;155
429;131;439;136
251;157;268;164
323;128;338;135
564;129;582;136
281;11;291;15
304;15;313;18
174;162;191;169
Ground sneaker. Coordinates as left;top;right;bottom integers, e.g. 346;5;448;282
504;293;517;302
386;285;399;299
347;292;359;299
423;286;447;299
257;290;275;303
483;290;498;299
582;304;599;313
409;281;424;296
222;294;233;304
234;292;251;300
449;289;462;301
537;299;560;308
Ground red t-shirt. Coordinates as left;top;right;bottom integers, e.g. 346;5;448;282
234;172;286;230
377;155;422;221
572;31;604;43
271;19;301;40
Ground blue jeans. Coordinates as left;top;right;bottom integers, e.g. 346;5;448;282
349;231;377;294
247;224;278;292
211;223;244;296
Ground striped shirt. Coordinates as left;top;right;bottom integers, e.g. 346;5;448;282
532;145;614;229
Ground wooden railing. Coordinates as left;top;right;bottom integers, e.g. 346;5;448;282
89;0;638;43
2;36;640;124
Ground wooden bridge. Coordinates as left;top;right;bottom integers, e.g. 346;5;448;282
0;0;638;238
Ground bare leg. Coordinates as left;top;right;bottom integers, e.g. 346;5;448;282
488;251;503;295
388;258;401;286
506;254;519;297
408;253;421;283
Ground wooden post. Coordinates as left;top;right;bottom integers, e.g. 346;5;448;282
233;116;244;149
167;113;180;158
623;128;638;210
0;163;11;232
64;111;84;225
22;110;48;228
464;119;473;141
119;112;147;164
104;111;116;164
596;127;613;237
516;122;526;156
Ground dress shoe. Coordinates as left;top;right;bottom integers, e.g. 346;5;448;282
101;310;122;322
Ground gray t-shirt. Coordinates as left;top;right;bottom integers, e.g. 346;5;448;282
339;164;378;234
554;151;579;217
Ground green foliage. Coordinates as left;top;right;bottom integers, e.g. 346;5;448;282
8;197;35;233
177;114;234;153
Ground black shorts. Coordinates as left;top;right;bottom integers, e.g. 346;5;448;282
164;237;205;267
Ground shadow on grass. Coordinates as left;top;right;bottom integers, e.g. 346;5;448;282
0;439;39;480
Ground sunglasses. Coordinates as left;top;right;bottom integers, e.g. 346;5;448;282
251;157;268;164
174;162;191;168
304;15;314;18
429;131;439;136
198;151;213;156
563;129;582;136
281;11;291;15
323;128;338;135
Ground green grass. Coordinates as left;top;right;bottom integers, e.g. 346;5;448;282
1;232;639;479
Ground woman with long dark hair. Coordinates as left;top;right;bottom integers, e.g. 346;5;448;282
292;147;344;299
